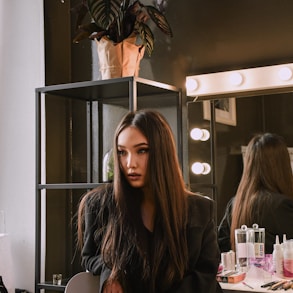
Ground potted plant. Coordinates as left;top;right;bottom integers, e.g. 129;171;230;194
72;0;173;79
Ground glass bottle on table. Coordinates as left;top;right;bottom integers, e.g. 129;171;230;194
235;225;255;272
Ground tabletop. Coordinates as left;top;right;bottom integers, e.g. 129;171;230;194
220;266;291;293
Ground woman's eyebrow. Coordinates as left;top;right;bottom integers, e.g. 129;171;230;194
134;142;149;147
118;142;149;148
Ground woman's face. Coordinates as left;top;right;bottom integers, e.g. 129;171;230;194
117;126;149;189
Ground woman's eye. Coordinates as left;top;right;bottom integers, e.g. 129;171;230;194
117;150;126;156
138;148;149;154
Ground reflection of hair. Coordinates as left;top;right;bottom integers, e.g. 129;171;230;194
78;110;188;292
230;133;293;250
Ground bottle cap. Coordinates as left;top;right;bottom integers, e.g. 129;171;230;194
274;235;281;250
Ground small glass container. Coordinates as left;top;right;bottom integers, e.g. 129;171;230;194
235;225;254;272
53;274;62;286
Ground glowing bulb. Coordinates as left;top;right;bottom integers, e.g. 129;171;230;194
186;78;198;91
201;163;211;175
191;162;204;175
190;128;210;141
190;128;202;140
229;72;243;86
200;129;210;141
278;67;293;81
191;162;211;175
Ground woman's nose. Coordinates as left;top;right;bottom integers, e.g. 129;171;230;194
126;154;137;168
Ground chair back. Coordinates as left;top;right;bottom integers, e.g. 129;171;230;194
65;272;100;293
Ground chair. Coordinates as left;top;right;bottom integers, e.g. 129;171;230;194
65;272;100;293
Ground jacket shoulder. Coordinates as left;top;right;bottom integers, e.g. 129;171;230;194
187;193;214;226
85;183;114;213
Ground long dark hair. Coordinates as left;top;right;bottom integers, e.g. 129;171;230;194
78;110;188;291
230;133;293;249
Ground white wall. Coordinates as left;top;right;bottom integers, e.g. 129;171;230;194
0;0;44;292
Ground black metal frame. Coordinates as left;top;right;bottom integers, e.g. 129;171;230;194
35;77;182;292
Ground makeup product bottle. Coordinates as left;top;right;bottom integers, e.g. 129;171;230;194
221;250;236;271
283;240;293;277
272;235;283;277
235;225;254;272
281;234;287;251
252;224;265;260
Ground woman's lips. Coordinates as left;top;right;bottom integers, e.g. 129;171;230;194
128;173;141;180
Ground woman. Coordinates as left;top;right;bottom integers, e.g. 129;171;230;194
218;133;293;254
78;110;222;293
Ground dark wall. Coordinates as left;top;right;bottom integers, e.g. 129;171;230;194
145;1;293;90
264;93;293;145
45;1;293;86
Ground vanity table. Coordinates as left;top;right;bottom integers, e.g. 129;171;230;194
221;280;286;293
220;266;285;293
221;281;271;293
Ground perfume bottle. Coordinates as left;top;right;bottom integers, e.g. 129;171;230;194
272;235;283;277
0;276;8;293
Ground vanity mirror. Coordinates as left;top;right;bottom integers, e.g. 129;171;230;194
186;63;293;224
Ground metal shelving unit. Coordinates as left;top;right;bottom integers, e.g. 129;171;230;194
35;77;182;292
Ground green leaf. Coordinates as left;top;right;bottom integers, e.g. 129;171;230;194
145;5;173;37
87;0;121;29
136;22;154;57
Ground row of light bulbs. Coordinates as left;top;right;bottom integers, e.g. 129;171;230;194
186;67;293;92
185;63;293;98
186;68;293;91
190;127;211;175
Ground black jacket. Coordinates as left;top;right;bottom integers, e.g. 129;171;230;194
82;187;222;293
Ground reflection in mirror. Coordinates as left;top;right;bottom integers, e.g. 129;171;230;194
186;65;293;225
241;146;293;173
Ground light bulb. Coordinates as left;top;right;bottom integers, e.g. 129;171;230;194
191;162;204;175
186;78;198;91
190;128;202;140
278;67;293;81
229;72;243;86
190;128;210;141
201;162;211;175
191;162;211;175
200;129;210;141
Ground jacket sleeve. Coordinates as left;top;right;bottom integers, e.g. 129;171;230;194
81;196;111;292
260;194;293;253
217;197;234;253
171;195;222;293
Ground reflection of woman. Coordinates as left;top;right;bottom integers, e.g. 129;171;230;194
218;133;293;254
78;110;222;293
